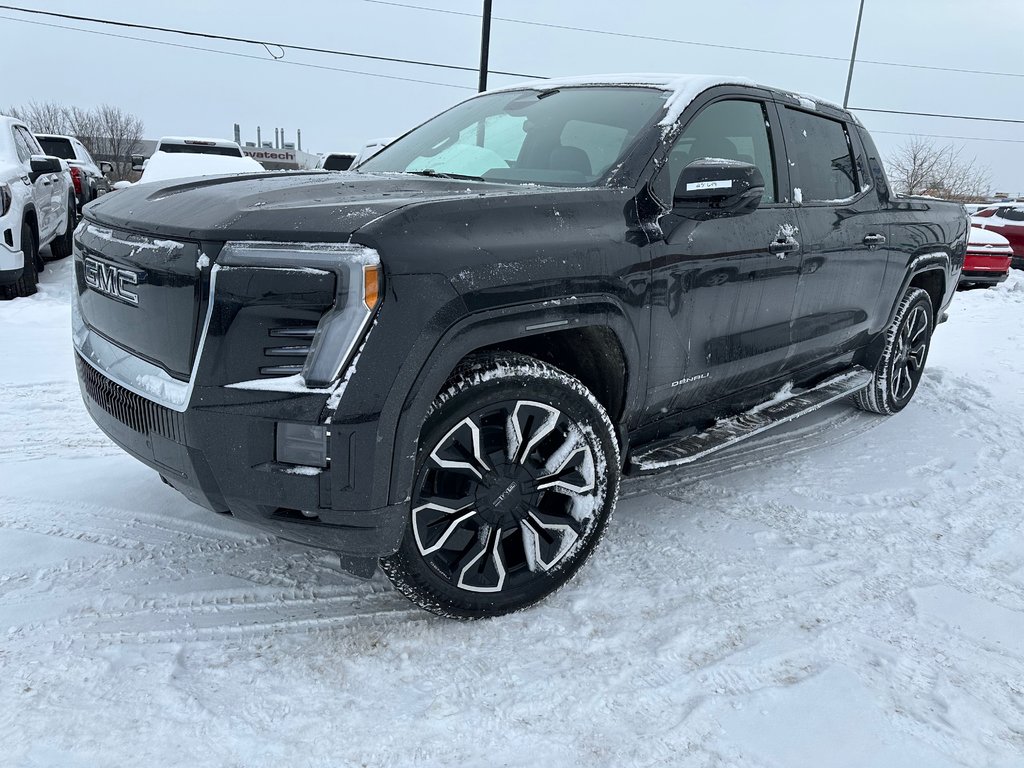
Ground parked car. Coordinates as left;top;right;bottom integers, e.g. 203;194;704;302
1;116;75;298
137;150;264;184
34;133;113;213
130;137;250;176
155;136;246;158
319;152;356;171
72;75;966;618
971;204;1024;269
960;226;1012;288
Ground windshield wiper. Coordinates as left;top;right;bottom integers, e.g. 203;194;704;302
406;169;486;182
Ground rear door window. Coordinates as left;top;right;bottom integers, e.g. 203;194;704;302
782;108;859;202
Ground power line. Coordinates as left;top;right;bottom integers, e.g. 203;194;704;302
363;0;851;65
6;6;1024;133
361;0;1024;81
851;107;1024;125
0;4;543;79
0;15;475;90
871;130;1024;145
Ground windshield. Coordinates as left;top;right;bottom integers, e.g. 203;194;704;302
358;86;668;186
37;137;75;160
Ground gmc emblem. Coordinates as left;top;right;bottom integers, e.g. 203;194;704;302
83;256;139;306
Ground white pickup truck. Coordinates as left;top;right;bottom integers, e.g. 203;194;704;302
1;115;75;298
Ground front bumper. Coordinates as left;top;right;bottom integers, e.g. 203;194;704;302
75;352;406;565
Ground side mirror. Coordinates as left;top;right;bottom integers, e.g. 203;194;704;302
130;154;146;173
673;159;765;219
99;160;114;175
29;154;62;181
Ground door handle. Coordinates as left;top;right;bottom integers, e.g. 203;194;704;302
863;233;886;247
768;238;800;257
42;179;51;186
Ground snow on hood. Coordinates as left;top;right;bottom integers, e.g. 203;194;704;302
139;151;264;184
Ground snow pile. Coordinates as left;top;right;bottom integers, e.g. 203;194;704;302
1;261;1024;766
139;151;264;184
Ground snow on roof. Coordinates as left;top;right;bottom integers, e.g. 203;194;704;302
485;73;821;127
139;150;264;184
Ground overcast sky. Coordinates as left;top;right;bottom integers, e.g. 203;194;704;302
2;0;1022;193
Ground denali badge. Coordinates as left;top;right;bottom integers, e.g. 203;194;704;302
83;256;139;306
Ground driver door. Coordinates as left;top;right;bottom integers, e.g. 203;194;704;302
644;97;800;416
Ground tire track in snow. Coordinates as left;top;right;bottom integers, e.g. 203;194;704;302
0;495;273;547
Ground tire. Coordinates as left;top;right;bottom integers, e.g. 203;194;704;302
854;287;934;415
381;352;621;619
48;197;76;260
0;223;39;300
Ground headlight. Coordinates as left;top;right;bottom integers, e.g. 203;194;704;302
218;241;382;387
0;183;11;218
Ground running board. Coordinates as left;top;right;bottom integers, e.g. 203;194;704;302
630;367;873;474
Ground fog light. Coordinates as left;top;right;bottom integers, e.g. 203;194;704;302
276;422;328;468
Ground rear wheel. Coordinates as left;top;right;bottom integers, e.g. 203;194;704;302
381;353;620;619
48;197;76;260
1;223;38;299
854;287;933;415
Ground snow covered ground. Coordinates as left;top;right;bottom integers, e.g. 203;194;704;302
2;257;1023;767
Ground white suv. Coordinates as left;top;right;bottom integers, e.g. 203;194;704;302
1;115;75;298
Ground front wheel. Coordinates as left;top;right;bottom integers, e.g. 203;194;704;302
854;287;934;415
381;353;621;619
0;223;38;299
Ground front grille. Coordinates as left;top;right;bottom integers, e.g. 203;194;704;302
76;354;186;442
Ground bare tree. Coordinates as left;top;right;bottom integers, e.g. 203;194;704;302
5;101;145;180
91;104;145;180
5;101;71;134
886;136;991;201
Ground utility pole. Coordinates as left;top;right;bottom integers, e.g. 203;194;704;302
478;0;492;92
843;0;865;109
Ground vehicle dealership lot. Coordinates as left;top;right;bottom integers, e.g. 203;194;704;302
0;260;1020;766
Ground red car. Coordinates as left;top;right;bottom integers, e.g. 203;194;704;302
972;204;1024;270
960;225;1013;288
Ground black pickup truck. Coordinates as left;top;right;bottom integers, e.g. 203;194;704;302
73;75;966;618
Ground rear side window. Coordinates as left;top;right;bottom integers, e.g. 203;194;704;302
323;154;354;171
782;108;858;202
37;137;76;160
159;143;243;157
667;99;777;203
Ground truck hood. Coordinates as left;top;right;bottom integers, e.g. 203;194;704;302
84;170;543;242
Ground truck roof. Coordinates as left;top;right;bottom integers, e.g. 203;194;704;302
489;73;850;125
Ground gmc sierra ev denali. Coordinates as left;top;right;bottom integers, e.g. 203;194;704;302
73;76;966;618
